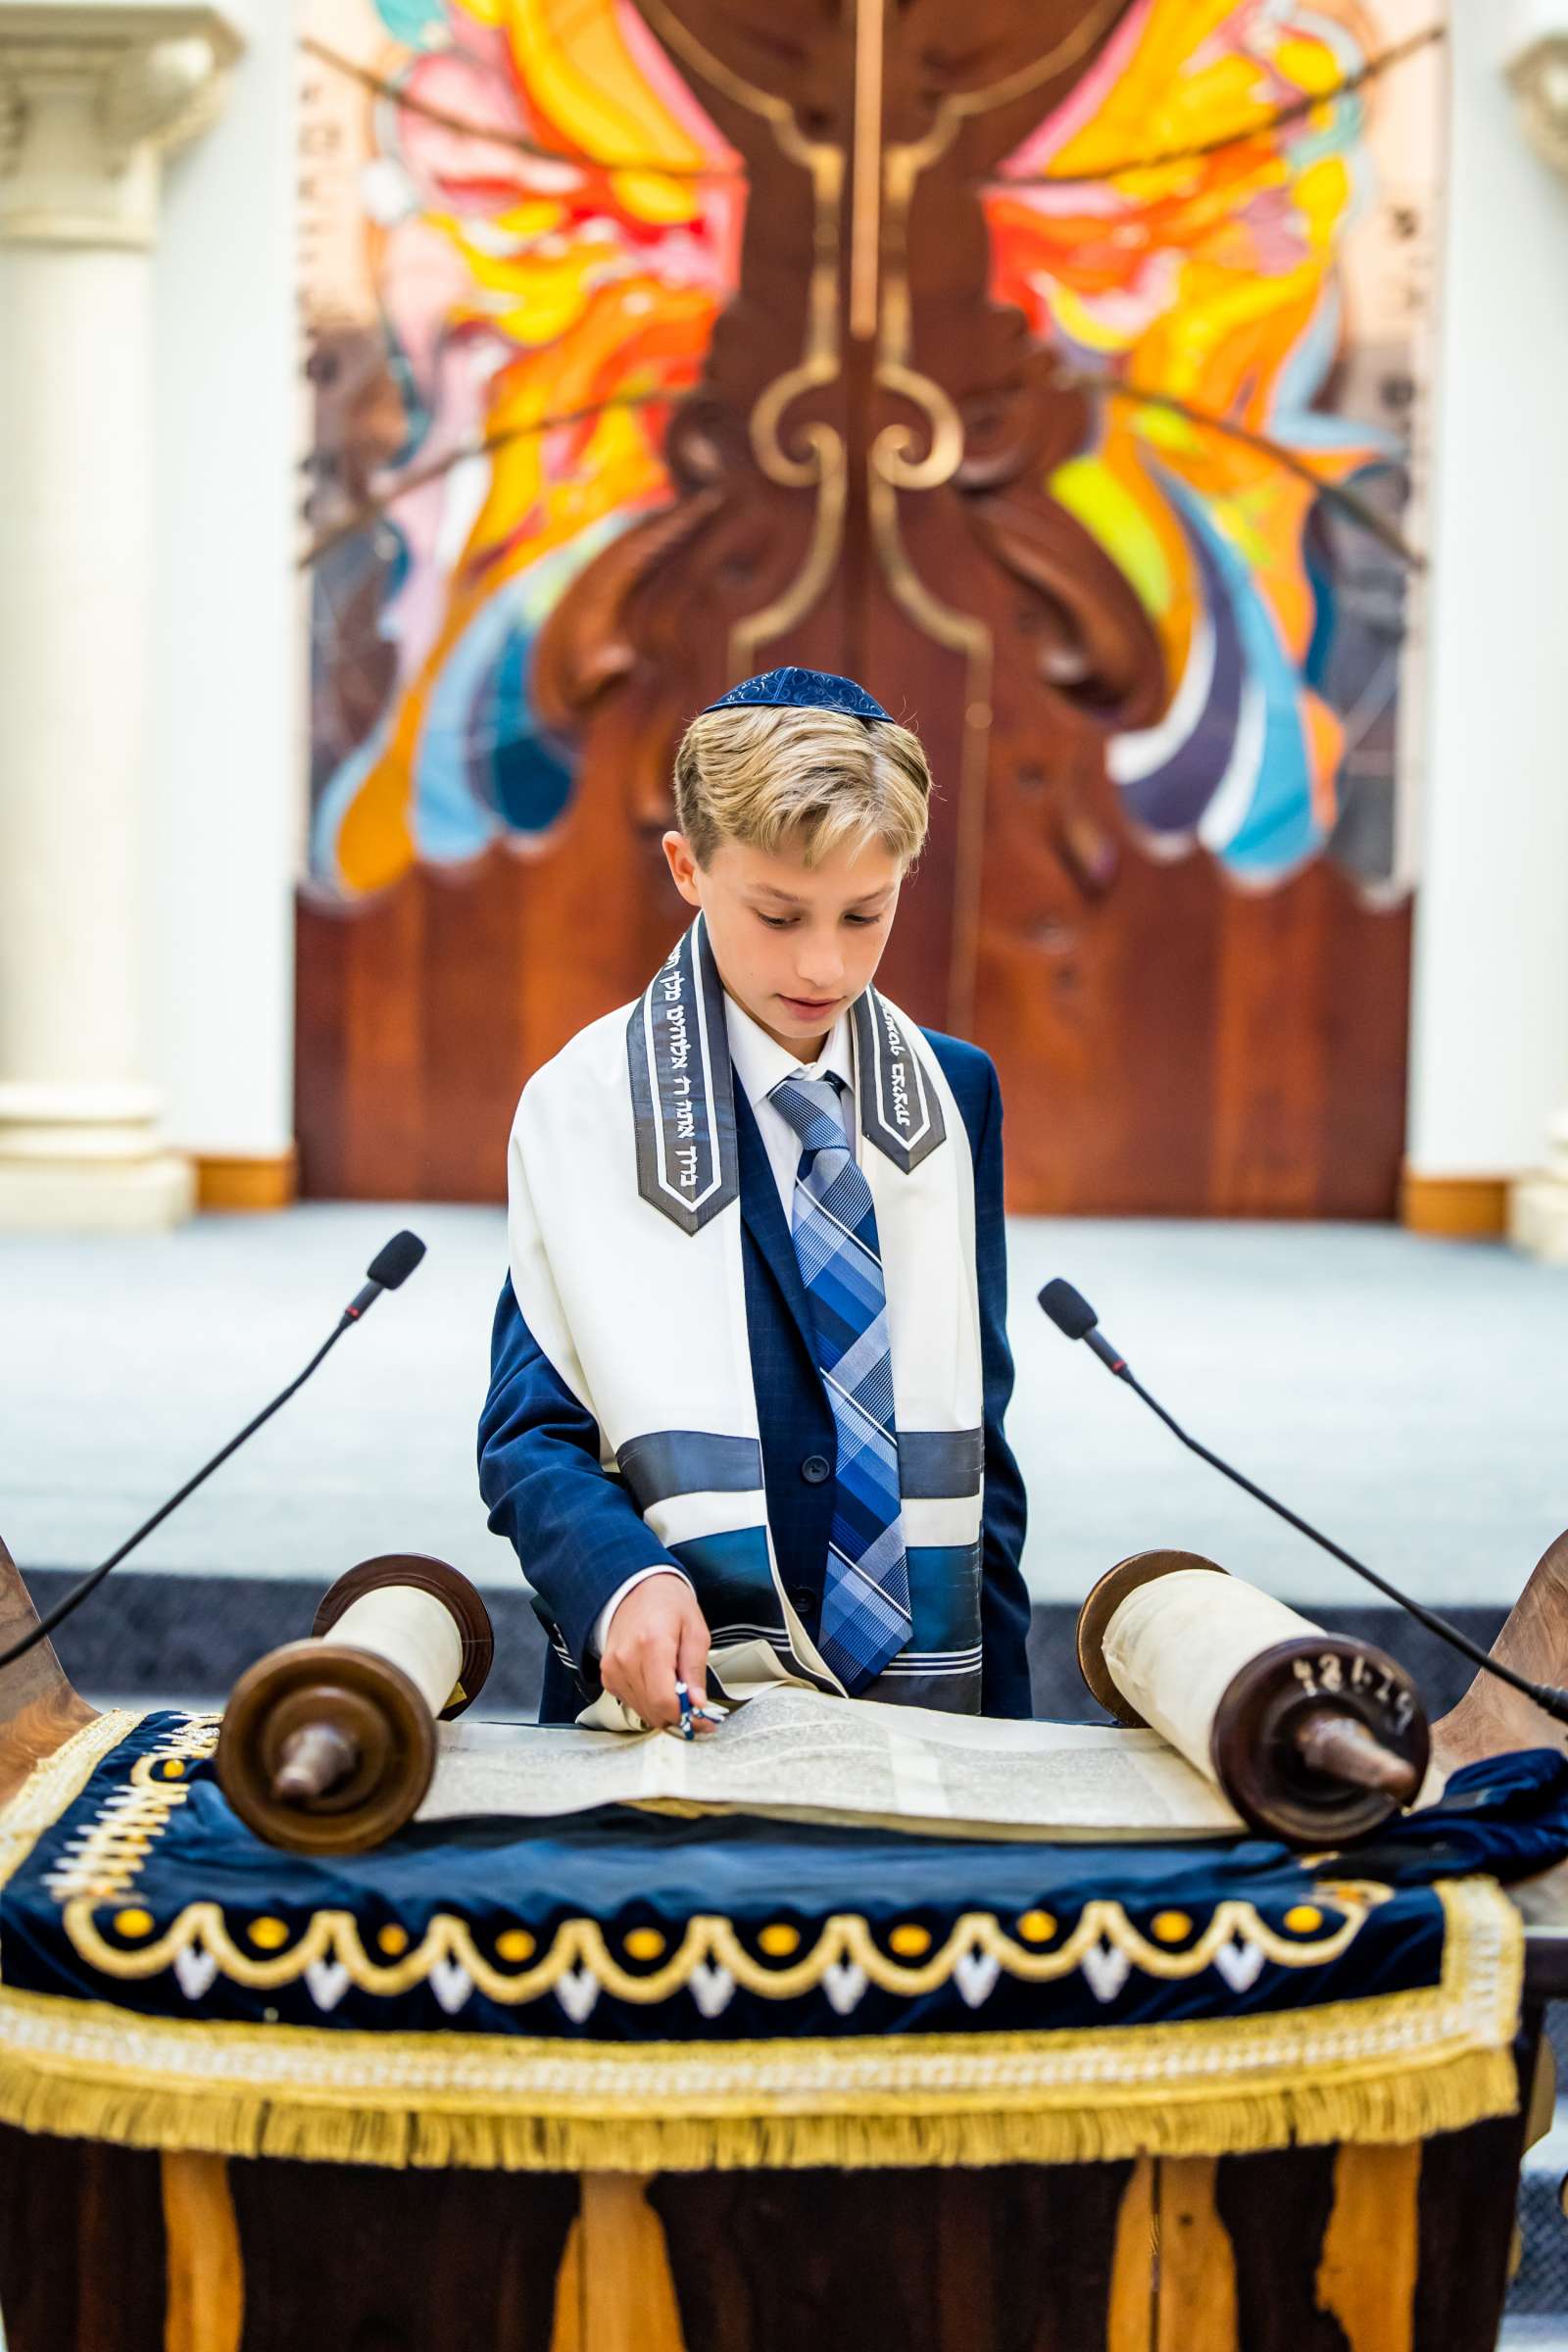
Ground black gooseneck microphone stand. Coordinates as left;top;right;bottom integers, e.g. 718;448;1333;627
0;1231;427;1675
1038;1276;1568;1730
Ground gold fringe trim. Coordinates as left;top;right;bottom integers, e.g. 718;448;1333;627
0;2041;1517;2174
0;1880;1522;2174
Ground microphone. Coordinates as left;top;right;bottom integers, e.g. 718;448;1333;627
345;1229;426;1321
0;1231;427;1675
1039;1276;1568;1731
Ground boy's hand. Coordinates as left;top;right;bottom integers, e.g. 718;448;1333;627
600;1576;717;1732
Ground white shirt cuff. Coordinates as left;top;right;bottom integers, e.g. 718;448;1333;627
591;1565;694;1657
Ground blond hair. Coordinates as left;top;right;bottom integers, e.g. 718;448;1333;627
672;706;932;869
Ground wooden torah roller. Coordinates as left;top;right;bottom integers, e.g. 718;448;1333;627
1077;1549;1430;1845
216;1554;493;1854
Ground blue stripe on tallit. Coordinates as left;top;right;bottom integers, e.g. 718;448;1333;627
898;1430;985;1498
668;1528;786;1633
616;1432;764;1511
902;1544;983;1653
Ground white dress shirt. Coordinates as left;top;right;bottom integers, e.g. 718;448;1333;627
591;989;857;1657
724;989;858;1211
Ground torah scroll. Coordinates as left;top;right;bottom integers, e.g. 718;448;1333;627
419;1686;1247;1841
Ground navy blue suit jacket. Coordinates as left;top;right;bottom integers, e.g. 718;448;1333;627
477;1029;1032;1723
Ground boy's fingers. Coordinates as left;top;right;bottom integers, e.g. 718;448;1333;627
636;1643;683;1728
676;1607;715;1732
608;1632;680;1727
602;1584;715;1732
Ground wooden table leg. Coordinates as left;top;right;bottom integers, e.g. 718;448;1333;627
1106;2155;1154;2352
1313;2142;1422;2352
1155;2156;1239;2352
162;2152;244;2352
555;2175;686;2352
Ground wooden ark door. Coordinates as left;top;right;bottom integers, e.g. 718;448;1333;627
297;0;1416;1211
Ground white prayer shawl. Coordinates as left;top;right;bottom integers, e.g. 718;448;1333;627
508;915;986;1720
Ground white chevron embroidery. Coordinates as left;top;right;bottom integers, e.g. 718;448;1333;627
955;1946;1001;2009
1213;1936;1266;1994
305;1958;351;2012
172;1944;219;2002
1081;1941;1132;2004
823;1959;868;2015
556;1964;601;2023
689;1961;736;2019
430;1958;474;2015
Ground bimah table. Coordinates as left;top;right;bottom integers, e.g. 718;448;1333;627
1;1530;1567;2352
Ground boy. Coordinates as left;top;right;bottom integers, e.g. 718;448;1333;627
477;666;1031;1729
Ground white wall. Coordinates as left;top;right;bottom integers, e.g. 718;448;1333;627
1406;0;1568;1178
148;0;300;1158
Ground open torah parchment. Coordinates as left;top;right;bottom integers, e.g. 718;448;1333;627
417;1686;1247;1841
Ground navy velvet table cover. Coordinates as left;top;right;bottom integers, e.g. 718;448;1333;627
7;1712;1564;2040
0;1712;1559;2172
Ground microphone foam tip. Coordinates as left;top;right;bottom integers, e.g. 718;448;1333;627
368;1230;426;1291
1039;1278;1098;1340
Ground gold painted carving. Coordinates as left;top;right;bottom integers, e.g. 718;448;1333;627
637;0;847;677
865;0;1130;1020
849;0;885;340
630;0;1140;1017
870;172;990;1026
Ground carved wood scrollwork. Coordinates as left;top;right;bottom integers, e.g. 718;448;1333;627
532;0;1166;1027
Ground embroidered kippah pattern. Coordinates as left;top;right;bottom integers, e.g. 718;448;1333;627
701;666;893;720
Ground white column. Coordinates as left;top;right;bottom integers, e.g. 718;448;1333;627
1403;0;1568;1244
0;6;242;1229
151;0;299;1182
1503;6;1568;1262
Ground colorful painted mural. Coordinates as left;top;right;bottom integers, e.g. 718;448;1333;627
302;0;1437;897
985;0;1436;887
302;0;744;894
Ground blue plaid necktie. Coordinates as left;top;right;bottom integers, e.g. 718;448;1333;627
770;1072;910;1690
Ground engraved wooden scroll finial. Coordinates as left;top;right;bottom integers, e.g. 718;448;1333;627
1294;1710;1419;1802
217;1554;493;1853
1077;1549;1430;1846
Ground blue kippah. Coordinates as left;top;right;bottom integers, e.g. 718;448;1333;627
701;666;891;721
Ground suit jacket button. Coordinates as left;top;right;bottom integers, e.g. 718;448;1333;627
789;1586;816;1614
801;1454;831;1485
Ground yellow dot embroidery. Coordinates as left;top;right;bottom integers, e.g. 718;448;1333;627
249;1917;288;1951
1283;1904;1324;1935
1152;1912;1192;1944
377;1925;411;1957
496;1929;535;1963
160;1760;184;1780
889;1924;932;1958
1016;1909;1055;1943
623;1927;665;1962
1315;1881;1381;1908
758;1923;800;1958
113;1908;153;1938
